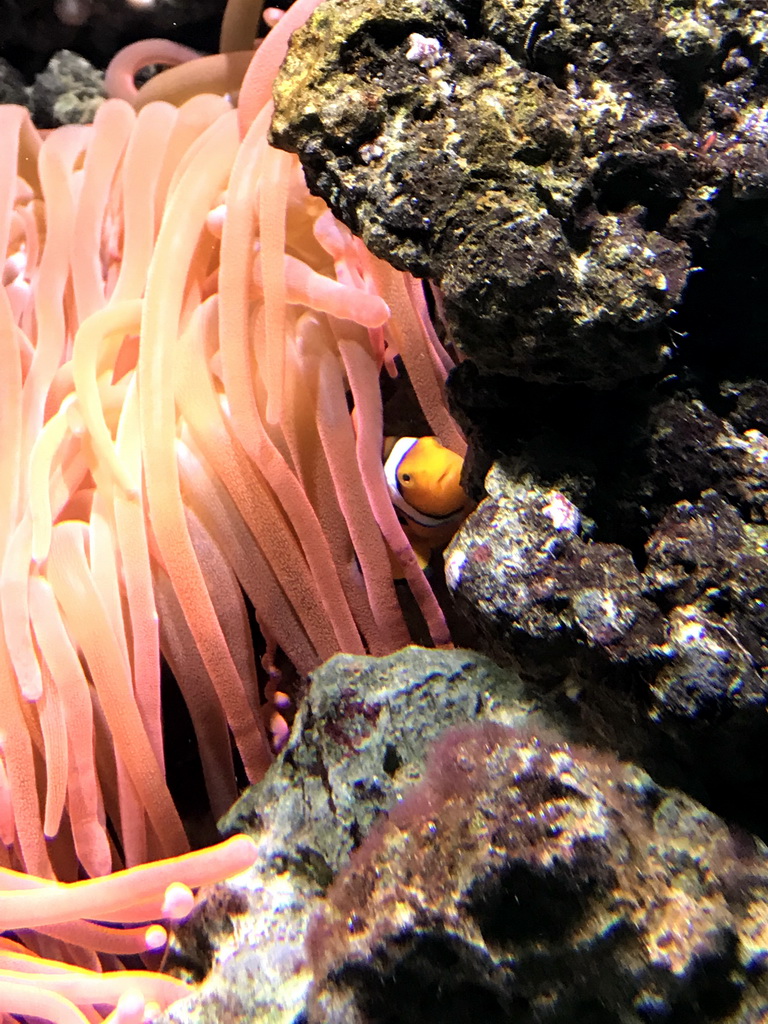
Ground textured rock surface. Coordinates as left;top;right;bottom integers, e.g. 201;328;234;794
447;367;768;544
161;647;544;1024
446;470;664;670
161;661;768;1024
306;721;768;1024
271;0;768;385
29;50;105;126
446;461;768;838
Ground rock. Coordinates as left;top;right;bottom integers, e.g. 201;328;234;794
444;463;664;675
271;0;768;385
445;462;768;837
160;652;768;1024
306;720;768;1024
0;59;29;106
29;50;105;127
162;646;544;1023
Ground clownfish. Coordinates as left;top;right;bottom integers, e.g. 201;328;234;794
384;435;472;570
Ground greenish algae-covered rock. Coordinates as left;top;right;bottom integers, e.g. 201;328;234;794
161;647;541;1024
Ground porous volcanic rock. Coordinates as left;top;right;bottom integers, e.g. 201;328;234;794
271;0;768;386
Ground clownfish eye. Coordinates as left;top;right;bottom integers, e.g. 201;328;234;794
401;472;411;482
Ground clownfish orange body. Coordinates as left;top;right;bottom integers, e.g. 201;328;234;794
384;436;472;570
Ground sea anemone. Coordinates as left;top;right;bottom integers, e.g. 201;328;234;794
0;836;258;1024
0;0;465;1016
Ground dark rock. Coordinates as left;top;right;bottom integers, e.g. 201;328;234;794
444;464;665;675
29;50;105;127
271;0;768;385
221;645;537;877
445;462;768;838
0;58;29;105
160;653;768;1024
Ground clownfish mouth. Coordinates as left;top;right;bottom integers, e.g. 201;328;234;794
427;502;467;521
407;492;467;523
